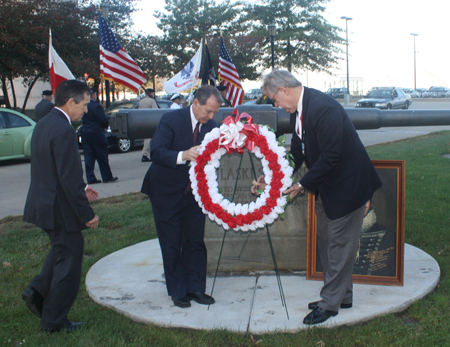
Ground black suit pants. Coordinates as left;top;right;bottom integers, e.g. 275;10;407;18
29;220;84;330
152;192;207;297
82;139;113;183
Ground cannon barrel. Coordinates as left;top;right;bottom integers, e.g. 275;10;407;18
109;105;450;140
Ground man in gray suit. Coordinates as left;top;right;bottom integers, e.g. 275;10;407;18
22;80;100;333
253;70;381;325
34;90;54;122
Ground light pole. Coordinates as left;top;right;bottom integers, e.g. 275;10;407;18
341;16;352;104
411;33;418;90
268;24;276;70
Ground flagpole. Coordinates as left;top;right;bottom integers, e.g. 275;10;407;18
187;39;203;105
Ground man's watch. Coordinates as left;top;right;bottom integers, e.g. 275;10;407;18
297;182;306;195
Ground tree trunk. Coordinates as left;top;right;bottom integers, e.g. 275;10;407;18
9;77;17;109
105;80;111;108
1;77;11;109
287;37;292;72
22;74;41;113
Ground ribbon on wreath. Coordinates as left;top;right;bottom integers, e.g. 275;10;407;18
219;109;259;154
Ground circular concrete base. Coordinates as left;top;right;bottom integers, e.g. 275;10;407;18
86;241;439;333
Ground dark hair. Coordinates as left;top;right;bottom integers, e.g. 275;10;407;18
90;88;97;96
194;85;222;105
54;80;91;107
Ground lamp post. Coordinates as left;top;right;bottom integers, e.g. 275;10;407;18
341;16;352;104
411;33;418;91
268;24;276;70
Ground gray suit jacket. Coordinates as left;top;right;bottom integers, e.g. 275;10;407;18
23;108;95;231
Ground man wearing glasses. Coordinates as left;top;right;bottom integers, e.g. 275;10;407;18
252;70;381;325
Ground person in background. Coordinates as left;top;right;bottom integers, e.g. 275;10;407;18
141;85;222;308
34;90;54;122
140;88;159;162
252;70;381;325
217;85;232;107
170;93;184;109
22;80;100;333
81;89;118;184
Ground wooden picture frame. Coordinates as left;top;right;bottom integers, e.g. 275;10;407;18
306;160;405;286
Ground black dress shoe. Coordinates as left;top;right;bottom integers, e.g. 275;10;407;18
42;321;83;333
141;156;152;162
88;179;101;184
186;292;215;305
303;307;338;325
103;177;118;183
22;286;44;318
308;301;352;310
172;296;191;308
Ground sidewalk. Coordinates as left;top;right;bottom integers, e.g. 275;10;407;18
86;240;439;333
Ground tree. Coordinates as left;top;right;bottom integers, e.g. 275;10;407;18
155;0;262;81
124;34;171;91
0;0;99;111
245;0;343;74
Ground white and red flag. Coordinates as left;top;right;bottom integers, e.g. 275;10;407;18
99;13;146;92
48;29;75;95
218;37;244;107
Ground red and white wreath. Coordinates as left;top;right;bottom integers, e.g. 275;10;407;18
189;110;293;232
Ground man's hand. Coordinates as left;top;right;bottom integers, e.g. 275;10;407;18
182;146;200;162
85;186;99;201
283;184;303;201
251;175;266;195
86;215;99;230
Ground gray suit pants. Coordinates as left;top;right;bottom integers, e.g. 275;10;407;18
316;195;366;312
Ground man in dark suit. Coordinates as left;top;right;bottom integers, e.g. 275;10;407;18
22;80;100;333
34;90;54;122
81;89;117;184
141;85;221;308
253;70;382;325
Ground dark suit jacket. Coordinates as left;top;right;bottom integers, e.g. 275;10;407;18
141;107;219;210
81;99;109;144
34;99;54;122
23;108;95;231
291;87;382;220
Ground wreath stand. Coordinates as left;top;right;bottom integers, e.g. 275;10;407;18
208;149;289;320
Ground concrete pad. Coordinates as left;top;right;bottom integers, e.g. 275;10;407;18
86;241;440;333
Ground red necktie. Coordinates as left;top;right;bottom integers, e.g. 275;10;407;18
297;112;303;138
193;122;200;145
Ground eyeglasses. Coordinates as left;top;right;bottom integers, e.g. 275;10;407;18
269;88;280;104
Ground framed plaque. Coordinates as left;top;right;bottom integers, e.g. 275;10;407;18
306;160;405;286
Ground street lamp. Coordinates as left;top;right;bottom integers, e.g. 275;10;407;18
411;33;418;90
341;16;352;102
268;24;276;70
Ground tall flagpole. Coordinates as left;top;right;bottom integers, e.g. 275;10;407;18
187;39;203;105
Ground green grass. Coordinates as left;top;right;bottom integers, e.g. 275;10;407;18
2;132;450;346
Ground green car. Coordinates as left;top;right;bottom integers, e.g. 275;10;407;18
0;108;36;161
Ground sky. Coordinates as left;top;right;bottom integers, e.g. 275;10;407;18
131;0;450;93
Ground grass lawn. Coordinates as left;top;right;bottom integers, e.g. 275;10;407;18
1;131;450;346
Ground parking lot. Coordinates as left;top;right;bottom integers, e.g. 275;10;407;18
2;99;450;220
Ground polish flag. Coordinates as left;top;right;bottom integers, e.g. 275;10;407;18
49;29;75;94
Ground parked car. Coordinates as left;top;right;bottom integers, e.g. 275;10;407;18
326;87;348;98
422;86;450;98
0;108;35;161
77;99;172;153
415;88;427;97
245;88;262;100
401;88;420;98
356;88;411;109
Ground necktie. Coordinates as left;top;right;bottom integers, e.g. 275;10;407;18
193;122;200;145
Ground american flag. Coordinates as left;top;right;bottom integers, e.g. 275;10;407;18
218;37;244;107
99;13;146;92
